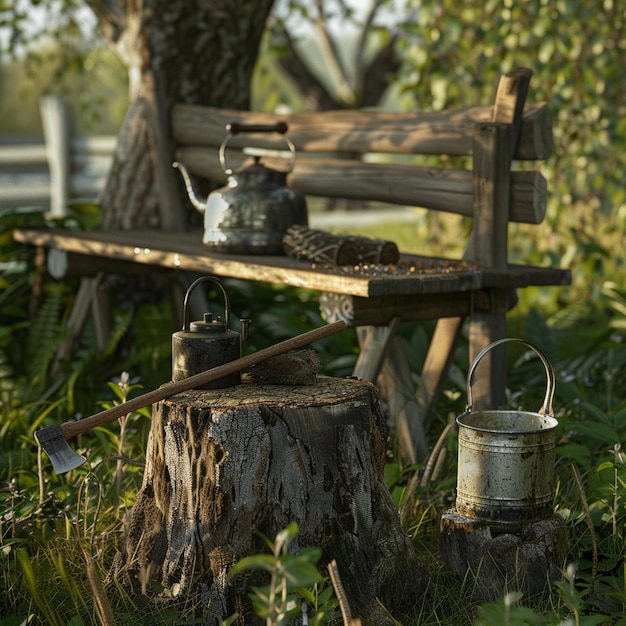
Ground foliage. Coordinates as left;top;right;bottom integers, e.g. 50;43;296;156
229;522;338;625
0;1;128;135
472;592;544;626
394;0;625;307
0;0;97;59
265;0;403;111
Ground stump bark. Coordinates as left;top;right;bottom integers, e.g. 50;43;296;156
111;377;427;624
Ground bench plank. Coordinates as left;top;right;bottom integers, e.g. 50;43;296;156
14;228;570;302
172;102;552;161
176;148;547;224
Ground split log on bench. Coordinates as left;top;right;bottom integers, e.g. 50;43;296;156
111;377;427;625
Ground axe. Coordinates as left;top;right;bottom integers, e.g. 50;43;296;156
35;319;347;474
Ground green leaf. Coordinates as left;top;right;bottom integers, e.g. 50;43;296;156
295;586;316;604
249;591;272;618
16;547;37;595
16;548;62;626
579;616;613;626
274;521;300;555
557;442;591;466
106;381;127;401
596;461;615;473
0;617;30;626
280;557;324;588
230;553;275;576
580;402;611;423
292;545;322;563
571;420;620;445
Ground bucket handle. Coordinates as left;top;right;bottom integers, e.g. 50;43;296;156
466;338;555;416
182;276;231;332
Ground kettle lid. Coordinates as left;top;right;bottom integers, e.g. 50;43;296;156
231;157;287;185
189;312;227;333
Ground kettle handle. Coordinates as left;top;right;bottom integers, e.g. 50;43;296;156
182;276;230;332
219;122;297;175
466;337;555;416
226;122;288;135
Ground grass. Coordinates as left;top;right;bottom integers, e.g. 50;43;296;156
1;202;626;624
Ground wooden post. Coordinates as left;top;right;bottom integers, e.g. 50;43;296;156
467;123;513;409
111;377;427;625
415;69;533;424
40;96;71;218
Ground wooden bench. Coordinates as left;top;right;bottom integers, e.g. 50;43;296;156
13;68;571;463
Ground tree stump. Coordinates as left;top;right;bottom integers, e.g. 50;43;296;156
111;377;427;624
439;508;569;601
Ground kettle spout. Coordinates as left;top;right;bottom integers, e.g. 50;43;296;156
172;161;207;213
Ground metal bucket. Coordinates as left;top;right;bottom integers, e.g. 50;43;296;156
455;338;558;531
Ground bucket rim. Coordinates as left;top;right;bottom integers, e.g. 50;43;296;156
456;409;559;433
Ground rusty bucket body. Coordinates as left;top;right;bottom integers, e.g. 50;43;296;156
455;338;558;531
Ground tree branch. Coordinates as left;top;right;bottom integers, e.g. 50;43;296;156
275;24;338;111
354;0;384;74
360;34;401;107
313;0;354;106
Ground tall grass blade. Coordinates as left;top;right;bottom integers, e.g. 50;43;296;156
16;547;62;626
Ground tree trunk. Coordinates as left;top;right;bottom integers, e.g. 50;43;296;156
86;0;275;230
111;377;427;624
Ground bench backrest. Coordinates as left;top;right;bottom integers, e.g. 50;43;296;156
171;68;550;271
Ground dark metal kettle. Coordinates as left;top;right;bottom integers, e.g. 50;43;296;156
173;122;308;255
172;276;250;389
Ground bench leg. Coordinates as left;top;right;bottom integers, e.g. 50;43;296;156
378;336;429;464
415;316;464;433
352;320;400;382
52;276;106;374
353;321;430;464
468;289;509;410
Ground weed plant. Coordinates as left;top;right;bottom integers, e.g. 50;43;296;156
1;204;626;624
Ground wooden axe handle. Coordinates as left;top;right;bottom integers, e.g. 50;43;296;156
60;320;347;440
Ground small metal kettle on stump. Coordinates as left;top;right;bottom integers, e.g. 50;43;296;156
172;276;250;389
173;122;308;255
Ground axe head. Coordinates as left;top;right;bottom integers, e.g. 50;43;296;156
35;424;86;474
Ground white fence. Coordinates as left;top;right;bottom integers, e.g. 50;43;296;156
0;96;116;214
